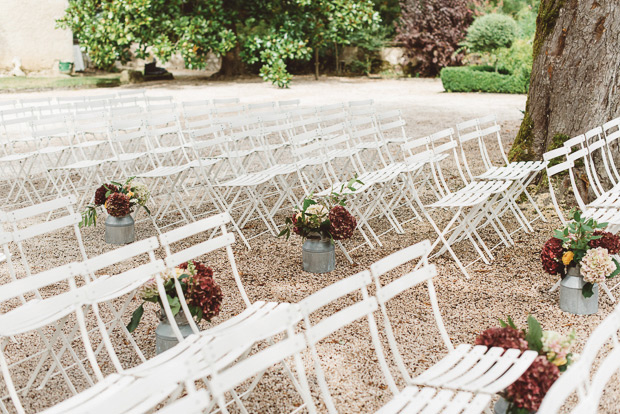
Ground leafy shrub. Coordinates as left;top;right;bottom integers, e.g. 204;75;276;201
468;0;537;17
440;66;528;94
516;6;537;38
346;22;390;75
463;13;518;53
494;38;532;79
396;0;473;77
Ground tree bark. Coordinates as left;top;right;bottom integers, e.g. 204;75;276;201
217;43;244;77
314;48;320;80
510;0;620;162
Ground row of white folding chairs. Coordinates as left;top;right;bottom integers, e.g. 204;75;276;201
0;202;259;413
543;118;620;302
544;118;620;222
2;103;536;276
0;94;266;156
37;239;542;414
40;236;620;414
301;112;542;277
65;109;535;273
0;90;146;112
2;106;536;279
371;114;544;278
1;102;398;249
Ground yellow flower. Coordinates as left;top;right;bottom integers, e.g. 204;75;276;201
562;251;574;265
552;356;567;366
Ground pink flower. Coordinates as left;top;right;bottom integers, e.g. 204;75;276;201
581;247;616;284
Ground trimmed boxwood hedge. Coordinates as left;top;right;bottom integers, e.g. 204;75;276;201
440;65;528;94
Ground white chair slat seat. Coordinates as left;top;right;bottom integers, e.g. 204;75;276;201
0;151;35;162
49;159;109;171
186;157;222;168
413;346;538;395
370;241;537;408
136;164;190;178
428;180;511;208
376;387;491;414
215;171;274;187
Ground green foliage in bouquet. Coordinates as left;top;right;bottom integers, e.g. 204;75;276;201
278;176;363;242
80;177;151;227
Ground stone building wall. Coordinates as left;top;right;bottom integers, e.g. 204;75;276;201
0;0;73;72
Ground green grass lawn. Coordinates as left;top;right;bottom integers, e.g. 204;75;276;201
0;75;121;92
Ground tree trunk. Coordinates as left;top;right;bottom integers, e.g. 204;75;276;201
314;48;320;80
217;43;244;77
509;0;620;163
335;42;340;75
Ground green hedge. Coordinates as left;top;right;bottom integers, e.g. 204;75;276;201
440;66;528;94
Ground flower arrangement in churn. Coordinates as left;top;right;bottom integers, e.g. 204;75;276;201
80;177;151;227
278;177;361;242
127;260;223;332
541;209;620;297
476;315;576;413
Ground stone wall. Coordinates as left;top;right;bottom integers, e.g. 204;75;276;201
0;0;73;72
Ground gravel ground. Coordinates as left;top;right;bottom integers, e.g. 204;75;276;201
1;78;618;413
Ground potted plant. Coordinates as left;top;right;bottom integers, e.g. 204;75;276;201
278;178;361;273
541;209;620;314
127;260;223;354
81;177;151;245
476;316;576;414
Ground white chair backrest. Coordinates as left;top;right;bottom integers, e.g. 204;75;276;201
278;99;300;109
297;270;399;413
369;240;453;384
543;146;578;224
204;305;315;414
212;97;240;106
0;261;85;304
159;213;249;336
0;196;87;294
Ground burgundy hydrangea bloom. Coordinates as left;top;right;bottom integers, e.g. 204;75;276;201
541;237;564;276
105;192;130;217
589;230;620;255
187;269;222;322
291;213;303;236
505;356;560;412
475;327;529;351
94;183;118;206
328;206;357;240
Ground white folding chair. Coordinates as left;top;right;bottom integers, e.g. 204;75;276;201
456;116;547;226
370;240;538;398
543;147;620;302
0;196;88;281
297;263;493;414
0;262;102;414
204;305;316;414
41;304;309;414
538;303;620;414
401;134;516;277
297;270;399;412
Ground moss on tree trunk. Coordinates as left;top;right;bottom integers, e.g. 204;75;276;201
510;0;567;162
510;0;620;164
